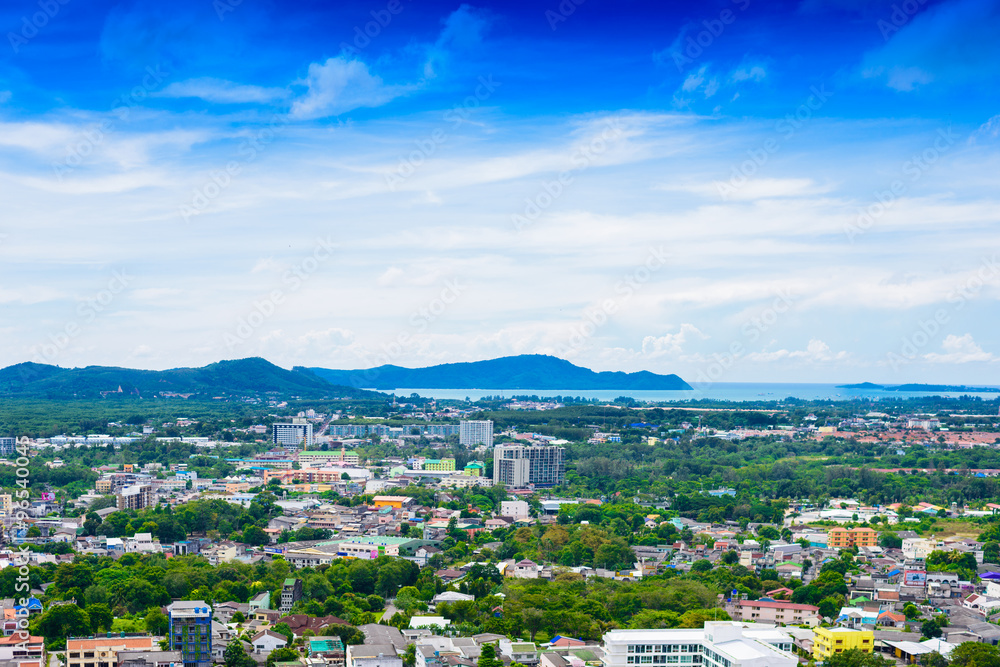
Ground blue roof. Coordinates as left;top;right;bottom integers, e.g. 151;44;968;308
888;569;901;576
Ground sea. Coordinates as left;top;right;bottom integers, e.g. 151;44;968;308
377;383;1000;403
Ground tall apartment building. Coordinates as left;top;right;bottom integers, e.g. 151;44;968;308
66;636;158;667
280;578;303;613
168;600;213;667
602;623;796;667
0;437;16;456
273;421;314;449
493;444;565;488
460;420;494;447
96;472;138;494
117;484;152;511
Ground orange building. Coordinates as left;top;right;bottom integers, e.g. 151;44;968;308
828;527;878;549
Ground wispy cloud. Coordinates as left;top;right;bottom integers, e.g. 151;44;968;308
155;78;289;104
290;57;411;120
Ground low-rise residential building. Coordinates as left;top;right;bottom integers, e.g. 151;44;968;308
347;644;401;667
812;627;874;661
251;630;288;654
66;636;158;667
828;527;878;549
732;600;821;626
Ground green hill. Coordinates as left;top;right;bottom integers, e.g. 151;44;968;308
0;358;369;399
306;354;692;391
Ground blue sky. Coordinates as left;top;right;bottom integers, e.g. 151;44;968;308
1;0;999;384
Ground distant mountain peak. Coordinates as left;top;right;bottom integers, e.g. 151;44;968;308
308;354;691;391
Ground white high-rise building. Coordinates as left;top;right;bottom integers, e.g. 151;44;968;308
602;623;796;667
272;422;313;449
460;420;493;447
493;443;564;488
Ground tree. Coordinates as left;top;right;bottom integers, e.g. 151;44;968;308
26;526;41;538
949;642;1000;667
242;525;268;546
920;652;948;667
54;562;95;592
478;644;504;667
145;608;169;635
879;532;902;549
224;641;256;667
403;644;417;667
266;648;299;667
522;608;544;642
921;615;949;640
691;559;712;573
822;649;893;667
36;604;91;645
677;609;729;628
87;603;113;633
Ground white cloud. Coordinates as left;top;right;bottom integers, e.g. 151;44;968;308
660;178;833;200
745;339;848;363
923;334;997;364
252;258;280;273
377;267;404;286
971;114;1000;144
640;324;707;358
155;77;288;104
424;4;493;78
290;57;409;120
731;65;766;83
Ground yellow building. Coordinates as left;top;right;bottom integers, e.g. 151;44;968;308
813;627;874;661
828;527;878;549
372;496;408;509
424;458;456;472
463;462;485;476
